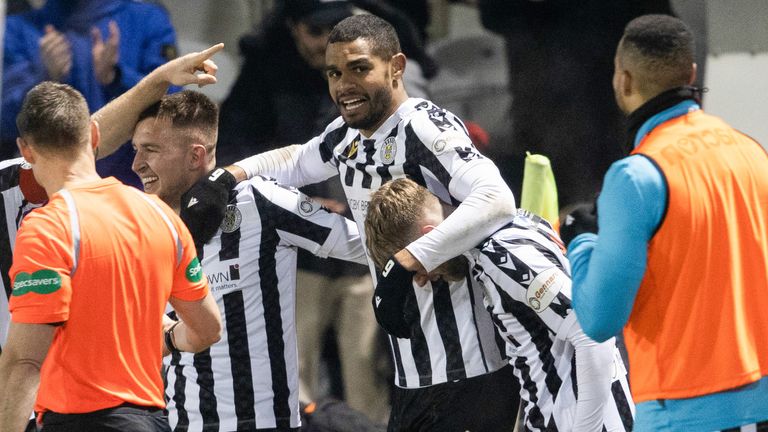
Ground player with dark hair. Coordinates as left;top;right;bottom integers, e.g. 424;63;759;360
183;13;520;431
563;14;768;431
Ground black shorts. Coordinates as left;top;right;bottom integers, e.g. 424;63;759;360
40;403;171;432
387;364;520;432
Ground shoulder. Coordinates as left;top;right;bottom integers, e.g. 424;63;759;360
322;117;350;141
605;155;665;193
17;196;69;238
404;99;472;149
236;176;297;204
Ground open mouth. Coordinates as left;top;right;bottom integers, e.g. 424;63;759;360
340;97;366;112
141;176;158;188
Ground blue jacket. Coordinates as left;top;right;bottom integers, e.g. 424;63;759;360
568;91;768;430
2;0;177;186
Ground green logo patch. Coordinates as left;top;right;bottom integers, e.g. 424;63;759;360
12;269;62;296
186;257;203;283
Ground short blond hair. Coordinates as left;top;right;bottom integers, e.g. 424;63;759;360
365;178;433;270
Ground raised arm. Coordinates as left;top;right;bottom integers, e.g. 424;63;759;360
400;160;515;274
92;43;224;159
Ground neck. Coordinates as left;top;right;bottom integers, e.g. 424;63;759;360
35;152;101;196
625;86;701;150
360;87;409;138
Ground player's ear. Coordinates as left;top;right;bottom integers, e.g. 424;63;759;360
420;224;435;235
17;137;35;164
90;120;100;152
189;144;207;170
391;53;406;82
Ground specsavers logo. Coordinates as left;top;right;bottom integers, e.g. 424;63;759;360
12;269;62;296
186;257;203;283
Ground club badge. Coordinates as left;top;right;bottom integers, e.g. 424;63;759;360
220;204;242;233
380;137;397;164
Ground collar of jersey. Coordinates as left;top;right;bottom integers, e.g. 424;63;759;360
360;97;425;142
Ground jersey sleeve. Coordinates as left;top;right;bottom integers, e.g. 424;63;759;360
405;108;517;272
233;118;344;188
9;203;74;324
560;313;623;432
477;237;573;337
168;205;210;302
249;179;367;265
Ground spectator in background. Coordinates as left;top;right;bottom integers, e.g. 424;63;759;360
371;0;430;43
2;0;179;186
564;15;768;430
218;0;392;422
477;0;673;207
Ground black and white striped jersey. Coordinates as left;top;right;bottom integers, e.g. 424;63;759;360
468;210;635;431
297;98;509;388
0;158;42;351
164;176;366;432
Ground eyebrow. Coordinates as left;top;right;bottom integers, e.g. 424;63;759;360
347;59;372;68
324;58;373;73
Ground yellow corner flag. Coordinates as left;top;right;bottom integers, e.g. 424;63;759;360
520;152;560;232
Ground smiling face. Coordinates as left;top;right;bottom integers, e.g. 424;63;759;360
131;117;198;211
325;38;403;136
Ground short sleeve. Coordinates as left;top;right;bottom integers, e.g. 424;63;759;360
9;204;74;324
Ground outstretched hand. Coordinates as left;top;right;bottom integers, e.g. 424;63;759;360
157;43;224;88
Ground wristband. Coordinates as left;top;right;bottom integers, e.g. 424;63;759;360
165;320;181;353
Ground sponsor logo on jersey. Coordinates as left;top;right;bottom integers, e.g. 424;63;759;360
525;267;566;313
208;264;241;292
433;138;447;154
186;257;203;283
12;269;62;296
380;137;397;164
220;204;242;233
298;193;322;217
375;295;383;308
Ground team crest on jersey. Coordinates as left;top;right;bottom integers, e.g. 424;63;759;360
298;193;321;217
220;204;242;233
380;137;397;164
526;267;567;313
